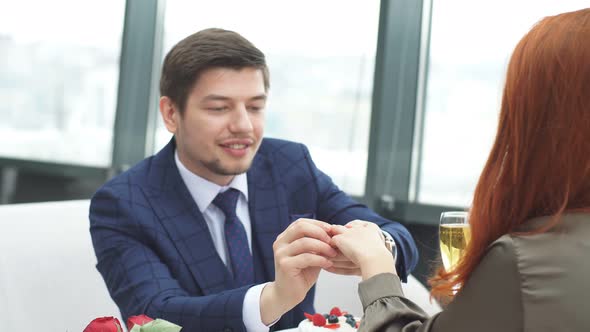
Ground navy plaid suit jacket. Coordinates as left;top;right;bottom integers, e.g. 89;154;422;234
90;138;418;331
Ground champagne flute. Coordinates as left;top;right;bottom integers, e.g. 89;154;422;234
439;211;471;271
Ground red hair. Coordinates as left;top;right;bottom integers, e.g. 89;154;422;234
430;8;590;301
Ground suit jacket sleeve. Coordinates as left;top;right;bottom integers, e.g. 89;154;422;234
358;236;522;332
90;185;249;332
299;143;419;280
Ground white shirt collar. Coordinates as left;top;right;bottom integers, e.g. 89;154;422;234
174;150;249;213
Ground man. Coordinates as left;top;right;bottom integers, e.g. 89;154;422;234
90;28;418;332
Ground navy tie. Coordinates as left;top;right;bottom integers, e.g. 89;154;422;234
213;188;254;287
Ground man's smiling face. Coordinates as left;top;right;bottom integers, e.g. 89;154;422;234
162;66;267;185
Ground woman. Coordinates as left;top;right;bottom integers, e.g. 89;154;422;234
331;8;590;332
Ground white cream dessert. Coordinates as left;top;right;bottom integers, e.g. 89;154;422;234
298;307;359;332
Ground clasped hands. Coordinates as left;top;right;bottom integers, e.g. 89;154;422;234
261;218;397;324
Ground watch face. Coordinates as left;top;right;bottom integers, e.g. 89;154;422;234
381;230;397;262
386;240;394;252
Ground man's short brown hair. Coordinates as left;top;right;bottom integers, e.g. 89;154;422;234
159;28;269;113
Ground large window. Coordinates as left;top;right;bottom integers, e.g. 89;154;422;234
0;0;125;167
417;0;589;206
153;0;380;196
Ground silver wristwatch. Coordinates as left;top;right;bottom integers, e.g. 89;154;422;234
381;230;397;263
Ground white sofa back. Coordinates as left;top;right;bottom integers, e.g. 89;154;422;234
315;267;441;317
0;200;119;331
0;199;439;331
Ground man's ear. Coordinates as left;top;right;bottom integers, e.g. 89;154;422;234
159;96;179;134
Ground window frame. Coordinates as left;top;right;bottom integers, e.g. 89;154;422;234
365;0;461;226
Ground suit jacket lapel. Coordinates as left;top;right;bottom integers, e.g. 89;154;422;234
143;139;233;294
247;150;289;283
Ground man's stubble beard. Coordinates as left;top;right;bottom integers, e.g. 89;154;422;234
203;139;261;176
203;158;253;176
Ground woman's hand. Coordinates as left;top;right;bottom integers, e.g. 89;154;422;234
329;220;397;280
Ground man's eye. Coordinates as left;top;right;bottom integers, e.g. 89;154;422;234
208;107;227;112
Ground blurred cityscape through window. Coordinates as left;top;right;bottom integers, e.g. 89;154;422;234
0;0;125;167
418;0;590;206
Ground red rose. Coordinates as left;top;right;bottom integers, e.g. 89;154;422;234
83;316;123;332
127;314;154;330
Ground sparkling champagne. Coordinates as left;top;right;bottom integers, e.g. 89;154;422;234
439;224;471;271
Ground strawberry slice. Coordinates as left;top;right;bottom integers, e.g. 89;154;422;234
312;313;326;326
329;307;342;316
324;323;341;329
304;312;314;321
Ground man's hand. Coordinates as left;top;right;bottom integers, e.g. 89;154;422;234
260;218;337;325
